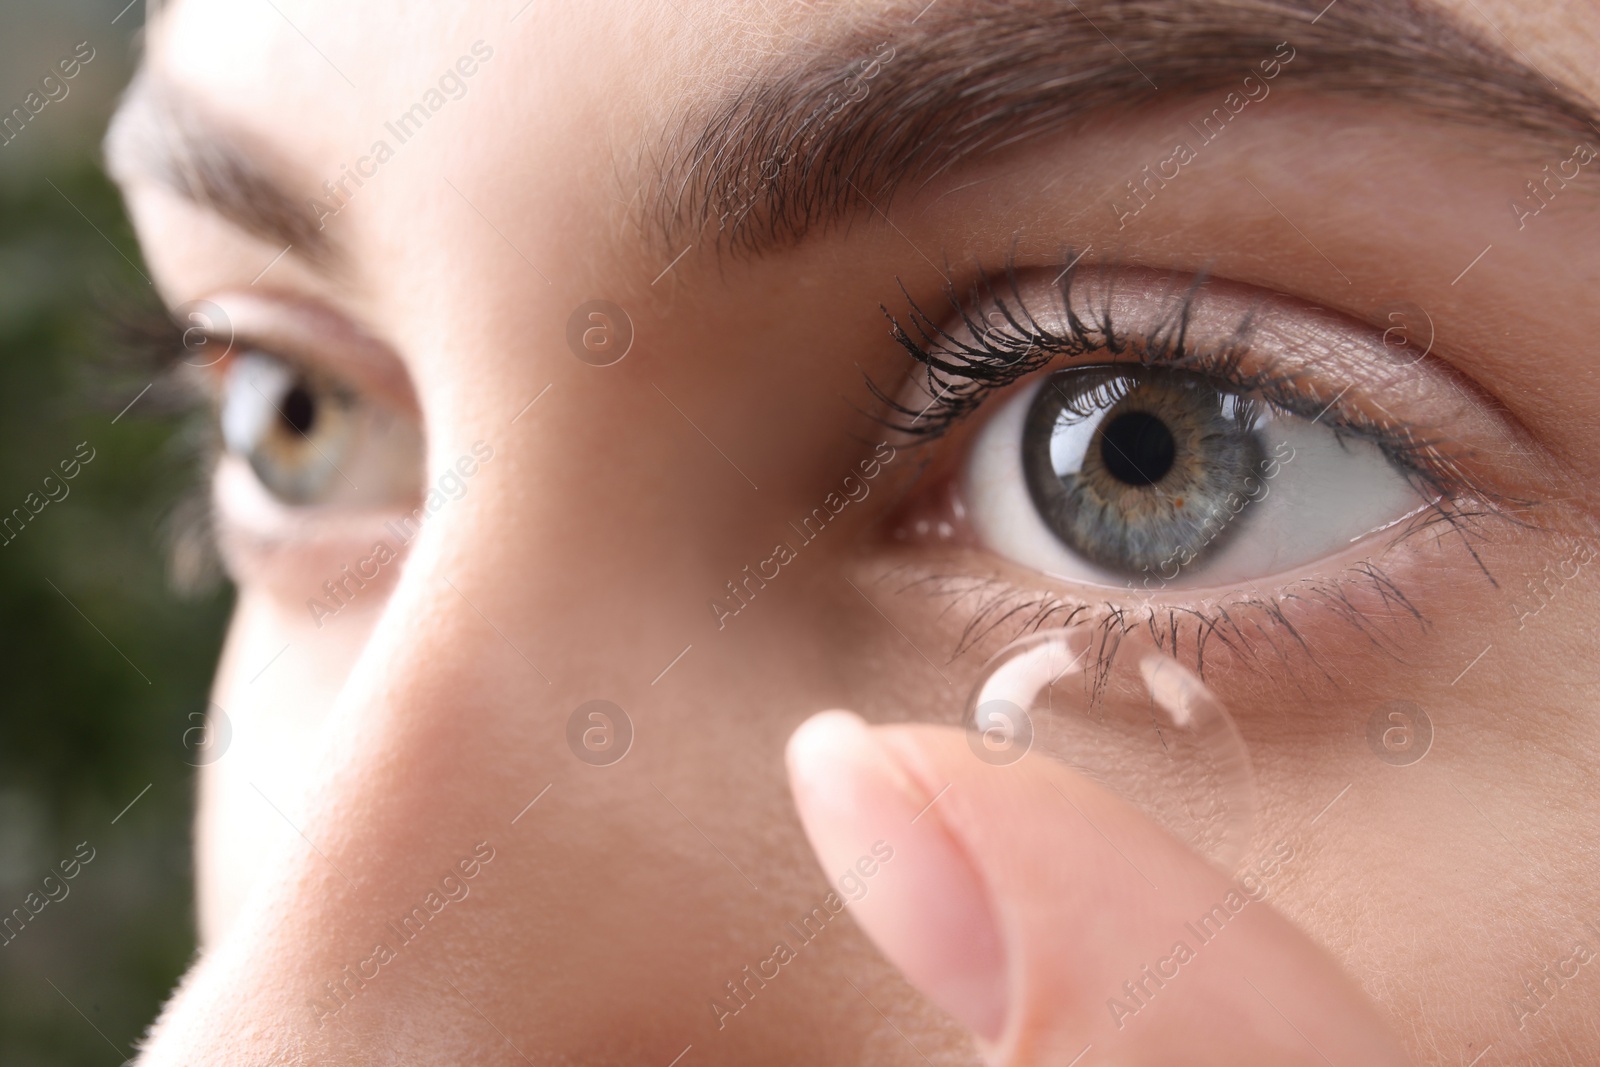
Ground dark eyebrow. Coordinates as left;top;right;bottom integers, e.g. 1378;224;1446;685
652;0;1600;259
104;71;334;267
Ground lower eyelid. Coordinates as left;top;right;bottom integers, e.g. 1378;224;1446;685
867;538;1441;689
211;457;418;595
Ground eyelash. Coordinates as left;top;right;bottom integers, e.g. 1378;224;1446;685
867;252;1517;676
101;293;228;595
873;251;1471;503
882;556;1430;687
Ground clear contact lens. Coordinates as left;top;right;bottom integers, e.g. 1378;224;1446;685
967;628;1257;872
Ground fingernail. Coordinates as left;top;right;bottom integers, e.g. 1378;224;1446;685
786;711;1007;1041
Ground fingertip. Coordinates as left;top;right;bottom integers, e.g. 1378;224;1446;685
784;709;869;791
785;713;1009;1045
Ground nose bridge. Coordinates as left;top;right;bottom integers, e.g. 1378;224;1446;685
240;594;545;1030
155;593;554;1057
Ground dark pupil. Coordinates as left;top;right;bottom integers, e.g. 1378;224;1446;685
1098;410;1176;487
280;382;317;435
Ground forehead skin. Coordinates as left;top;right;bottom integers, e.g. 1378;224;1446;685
116;0;1600;1065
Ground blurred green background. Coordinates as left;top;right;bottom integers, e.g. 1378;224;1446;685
0;3;232;1063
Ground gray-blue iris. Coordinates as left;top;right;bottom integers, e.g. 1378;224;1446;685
1022;366;1265;576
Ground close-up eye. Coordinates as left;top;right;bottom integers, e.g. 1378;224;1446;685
965;362;1424;587
217;349;423;510
884;263;1508;600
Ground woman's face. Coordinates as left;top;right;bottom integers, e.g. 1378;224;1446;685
112;0;1600;1062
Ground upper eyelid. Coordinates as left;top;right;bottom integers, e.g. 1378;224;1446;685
874;260;1547;501
884;260;1461;423
179;290;418;416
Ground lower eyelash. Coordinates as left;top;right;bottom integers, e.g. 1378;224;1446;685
884;552;1431;692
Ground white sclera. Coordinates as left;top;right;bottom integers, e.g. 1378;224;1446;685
967;628;1257;872
963;374;1424;589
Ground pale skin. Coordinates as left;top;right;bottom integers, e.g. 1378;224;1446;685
111;0;1600;1063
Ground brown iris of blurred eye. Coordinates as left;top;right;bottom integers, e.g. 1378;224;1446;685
219;350;424;509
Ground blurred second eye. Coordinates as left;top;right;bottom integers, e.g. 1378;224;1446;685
963;364;1426;589
219;350;423;509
